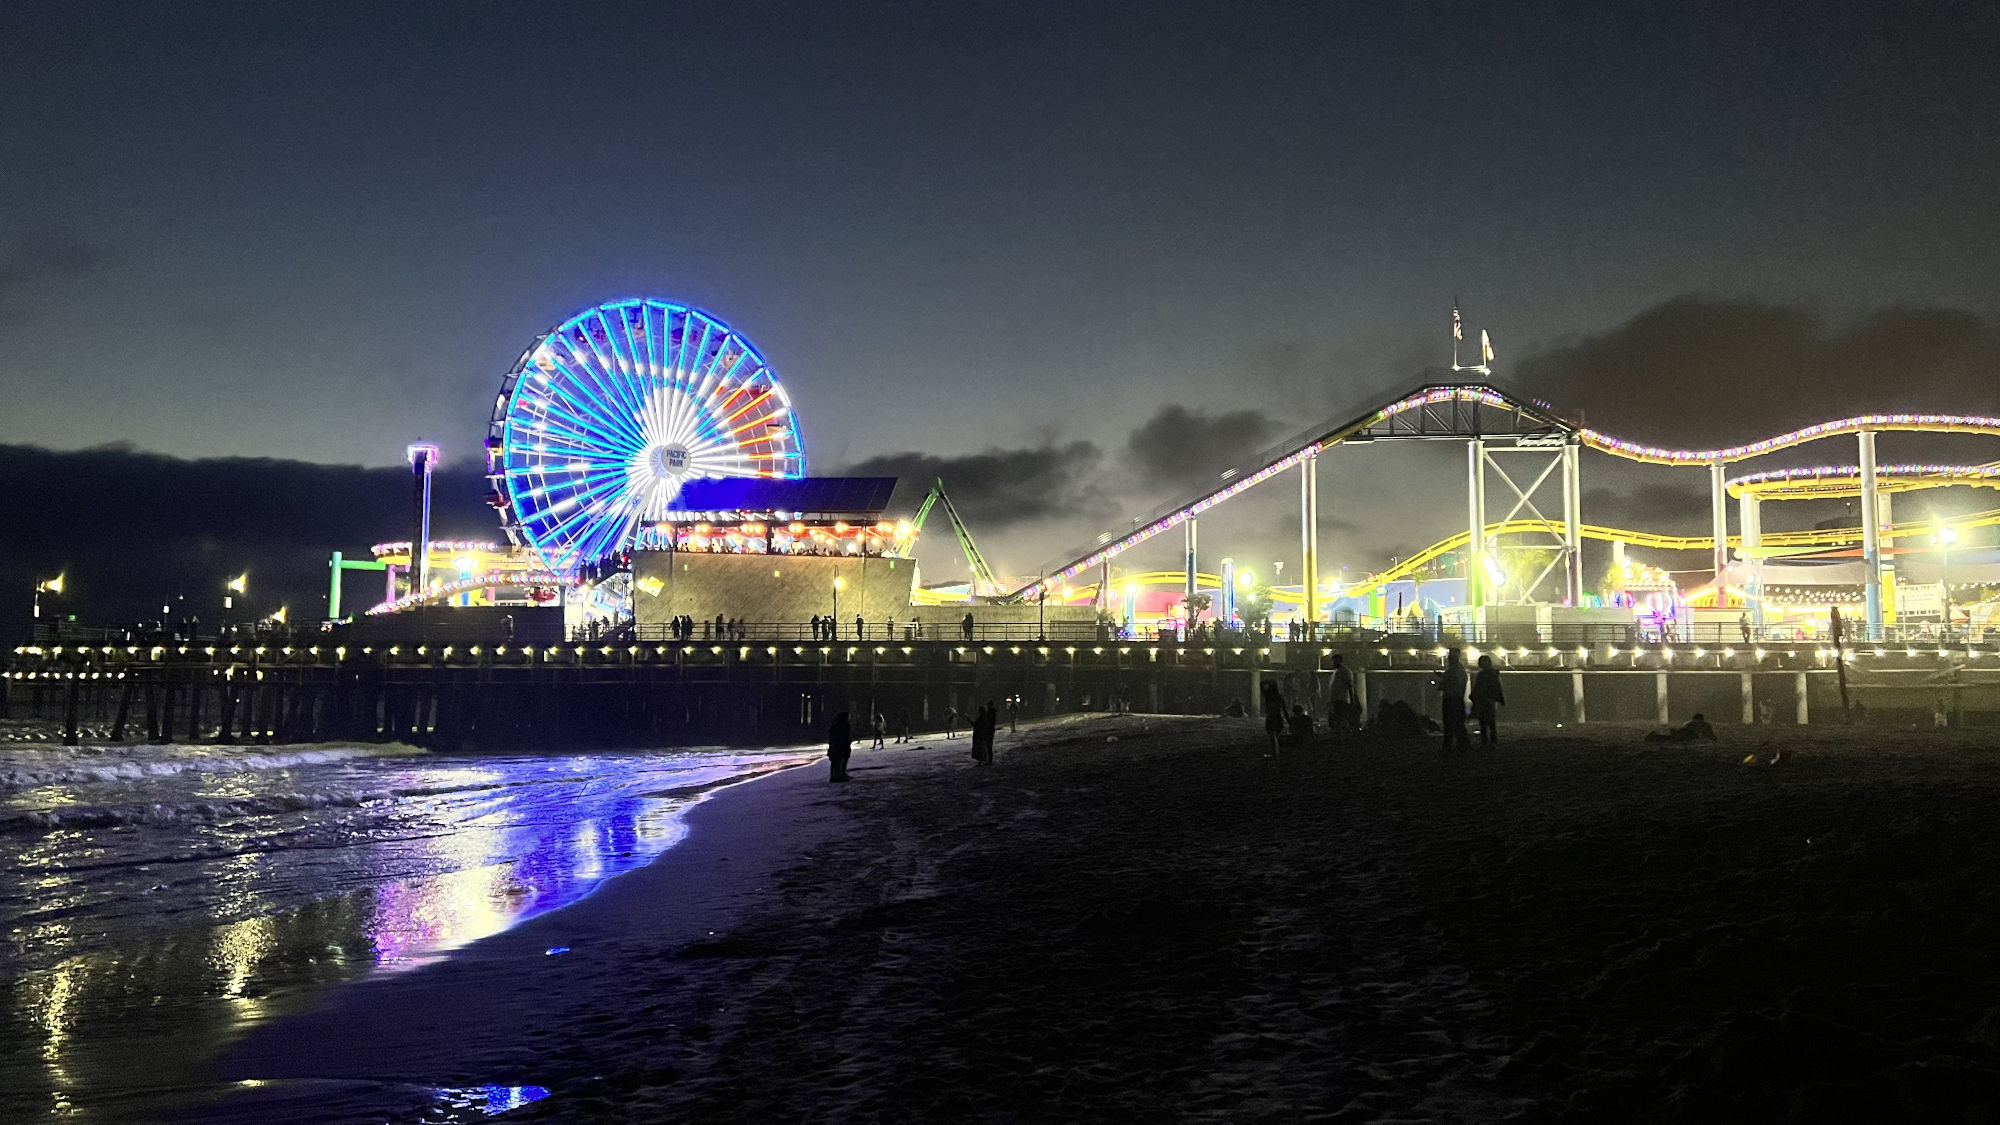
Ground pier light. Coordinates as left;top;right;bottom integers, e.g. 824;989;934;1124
1907;647;1919;658
1873;647;1887;657
204;646;216;656
1606;647;1619;657
441;646;453;657
773;647;782;655
1233;647;1244;656
388;647;399;656
468;646;480;656
416;646;427;656
336;646;347;659
1693;648;1706;658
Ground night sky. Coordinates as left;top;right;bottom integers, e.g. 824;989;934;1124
7;1;2000;633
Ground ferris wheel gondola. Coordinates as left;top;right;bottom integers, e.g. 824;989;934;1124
487;299;806;574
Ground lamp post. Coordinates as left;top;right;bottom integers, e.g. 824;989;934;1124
33;574;63;620
832;574;844;638
1935;524;1958;642
224;573;247;617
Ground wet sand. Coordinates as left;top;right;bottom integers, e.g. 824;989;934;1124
223;715;2000;1122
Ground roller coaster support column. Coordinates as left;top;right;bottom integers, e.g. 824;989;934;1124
1184;518;1198;619
1562;442;1583;605
1740;493;1764;633
1709;461;1729;596
1466;439;1487;608
1301;449;1320;628
1860;430;1883;636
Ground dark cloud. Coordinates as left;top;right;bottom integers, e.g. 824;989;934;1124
837;440;1108;531
1123;404;1281;494
1509;297;2000;445
0;226;111;322
1580;481;1712;536
0;443;498;641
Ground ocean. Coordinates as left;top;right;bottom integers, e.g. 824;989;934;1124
0;739;812;1122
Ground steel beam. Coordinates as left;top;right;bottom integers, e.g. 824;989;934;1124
1301;451;1319;627
1562;442;1583;605
1467;439;1486;608
1860;430;1882;635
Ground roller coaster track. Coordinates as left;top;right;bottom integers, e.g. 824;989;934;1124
1326;508;2000;600
1015;383;2000;601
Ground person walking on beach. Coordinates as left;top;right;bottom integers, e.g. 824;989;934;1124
1471;654;1505;749
944;706;961;739
895;708;911;743
827;712;853;782
1439;648;1471;753
1328;654;1358;743
1260;680;1286;759
871;712;887;749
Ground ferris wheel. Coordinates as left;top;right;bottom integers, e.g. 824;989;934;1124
487;298;807;573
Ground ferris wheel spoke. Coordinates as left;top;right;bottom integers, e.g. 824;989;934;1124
593;308;657;432
665;317;726;446
542;352;650;452
572;317;653;446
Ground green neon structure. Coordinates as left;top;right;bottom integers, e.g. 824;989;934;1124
328;550;389;619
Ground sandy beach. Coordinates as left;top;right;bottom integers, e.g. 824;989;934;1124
214;714;2000;1122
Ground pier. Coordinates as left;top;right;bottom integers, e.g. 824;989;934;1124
12;631;2000;749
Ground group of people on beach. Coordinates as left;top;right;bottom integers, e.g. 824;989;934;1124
1252;647;1508;757
828;700;1004;780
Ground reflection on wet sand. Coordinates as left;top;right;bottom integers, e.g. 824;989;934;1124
2;773;738;1122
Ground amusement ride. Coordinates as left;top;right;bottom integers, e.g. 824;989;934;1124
355;298;2000;644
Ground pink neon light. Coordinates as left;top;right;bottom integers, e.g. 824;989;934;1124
1582;414;2000;465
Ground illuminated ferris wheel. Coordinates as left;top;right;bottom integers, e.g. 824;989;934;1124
487;298;807;573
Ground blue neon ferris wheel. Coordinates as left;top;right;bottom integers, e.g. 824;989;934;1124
487;299;807;573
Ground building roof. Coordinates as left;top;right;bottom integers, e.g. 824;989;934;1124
670;476;899;516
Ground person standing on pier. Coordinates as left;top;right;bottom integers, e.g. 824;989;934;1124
1471;654;1505;749
855;614;864;640
1439;648;1471;753
827;712;853;782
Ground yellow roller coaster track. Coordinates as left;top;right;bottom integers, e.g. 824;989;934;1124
1326;508;2000;600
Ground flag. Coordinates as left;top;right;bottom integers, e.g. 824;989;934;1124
1452;303;1463;341
1481;329;1495;364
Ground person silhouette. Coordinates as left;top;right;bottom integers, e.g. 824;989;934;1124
827;712;853;781
1260;680;1286;759
1439;648;1470;753
1471;654;1504;749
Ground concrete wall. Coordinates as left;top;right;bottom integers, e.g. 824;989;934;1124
633;551;915;627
